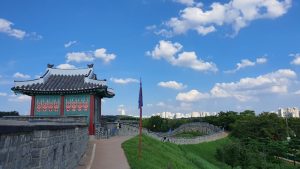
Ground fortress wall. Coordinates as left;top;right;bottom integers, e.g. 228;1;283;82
118;123;227;145
0;118;88;169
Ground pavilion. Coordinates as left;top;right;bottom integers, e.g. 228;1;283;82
11;64;115;135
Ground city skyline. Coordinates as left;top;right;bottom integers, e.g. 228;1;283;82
0;0;300;116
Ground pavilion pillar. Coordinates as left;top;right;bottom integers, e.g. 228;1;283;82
30;96;35;116
89;95;95;135
99;97;102;123
60;95;64;116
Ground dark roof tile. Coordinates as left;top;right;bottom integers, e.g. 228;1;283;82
12;68;114;97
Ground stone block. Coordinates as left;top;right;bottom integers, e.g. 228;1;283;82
40;147;50;158
0;136;5;150
0;152;7;164
41;131;50;138
31;158;41;168
31;149;41;158
3;137;10;149
33;131;43;138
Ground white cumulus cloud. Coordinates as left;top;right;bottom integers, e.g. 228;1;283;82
175;69;297;103
294;90;300;95
176;89;209;102
174;0;195;6
0;18;42;40
0;92;7;96
158;81;187;90
159;0;292;37
8;95;31;102
290;53;300;65
211;69;296;101
110;78;139;84
64;40;77;48
65;48;116;64
225;57;267;73
147;40;217;72
147;40;182;60
13;72;30;79
94;48;116;63
56;63;76;69
174;52;217;72
156;102;166;106
66;52;94;63
256;57;268;64
0;18;26;39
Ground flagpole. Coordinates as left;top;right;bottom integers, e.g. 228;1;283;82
138;78;143;160
138;106;142;159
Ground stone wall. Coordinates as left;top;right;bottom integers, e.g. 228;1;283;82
0;117;88;169
118;122;227;145
2;115;88;123
167;122;222;136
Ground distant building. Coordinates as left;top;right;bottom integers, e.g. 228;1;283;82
175;112;184;119
184;113;191;118
191;111;200;117
278;107;300;118
159;111;175;119
120;109;126;116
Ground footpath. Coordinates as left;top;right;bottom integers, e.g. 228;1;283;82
77;136;133;169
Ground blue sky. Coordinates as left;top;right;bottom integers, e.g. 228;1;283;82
0;0;300;116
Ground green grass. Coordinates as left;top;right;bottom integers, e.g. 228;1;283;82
122;134;231;169
173;131;205;138
179;138;231;169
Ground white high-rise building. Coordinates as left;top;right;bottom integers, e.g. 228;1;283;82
278;108;285;117
191;111;200;117
184;113;191;118
175;113;184;119
278;107;300;118
121;109;126;116
155;111;175;119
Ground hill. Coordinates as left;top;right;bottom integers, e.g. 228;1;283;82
122;134;231;169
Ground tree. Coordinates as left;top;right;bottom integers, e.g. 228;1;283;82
240;110;255;117
222;142;240;168
0;111;19;117
288;138;300;166
147;116;164;132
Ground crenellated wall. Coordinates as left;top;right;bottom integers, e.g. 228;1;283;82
0;117;88;169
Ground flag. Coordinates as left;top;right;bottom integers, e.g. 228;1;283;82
138;79;143;109
138;78;143;159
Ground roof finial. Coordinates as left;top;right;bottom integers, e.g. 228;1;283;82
87;64;94;68
47;64;54;68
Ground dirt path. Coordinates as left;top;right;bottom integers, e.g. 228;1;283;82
77;136;133;169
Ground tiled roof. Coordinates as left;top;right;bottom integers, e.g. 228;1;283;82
11;65;114;97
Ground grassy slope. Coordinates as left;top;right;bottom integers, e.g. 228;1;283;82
179;138;231;169
122;135;231;169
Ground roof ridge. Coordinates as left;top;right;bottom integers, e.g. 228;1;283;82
50;67;90;70
14;77;42;83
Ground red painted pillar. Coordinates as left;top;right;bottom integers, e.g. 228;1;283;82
30;96;35;116
99;97;102;122
60;95;64;116
89;95;95;135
